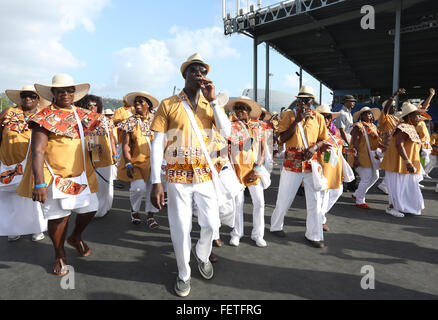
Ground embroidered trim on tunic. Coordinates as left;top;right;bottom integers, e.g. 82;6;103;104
117;115;153;137
1;108;37;133
29;106;103;138
397;123;421;144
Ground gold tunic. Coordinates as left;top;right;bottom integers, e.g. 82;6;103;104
117;114;153;182
381;123;422;174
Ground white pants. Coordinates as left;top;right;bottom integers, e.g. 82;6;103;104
0;191;47;236
386;171;424;215
95;165;114;218
353;167;379;204
425;155;437;175
129;179;158;214
167;180;220;282
321;187;343;225
230;182;265;240
270;169;324;242
378;172;387;190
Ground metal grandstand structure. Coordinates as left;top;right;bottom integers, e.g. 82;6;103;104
222;0;438;115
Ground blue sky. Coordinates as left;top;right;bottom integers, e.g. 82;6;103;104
0;0;333;109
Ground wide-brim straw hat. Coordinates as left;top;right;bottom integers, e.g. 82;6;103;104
382;99;395;109
124;91;159;109
180;53;210;76
5;85;51;108
34;74;90;103
353;106;381;122
225;96;262;120
296;85;316;100
316;104;340;119
260;108;272;121
395;102;431;120
103;108;114;115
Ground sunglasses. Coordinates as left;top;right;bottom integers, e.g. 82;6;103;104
54;87;75;94
87;102;97;107
188;65;208;75
323;114;332;120
298;97;313;104
20;92;39;100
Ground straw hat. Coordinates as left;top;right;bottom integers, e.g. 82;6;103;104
353;106;381;122
124;91;159;109
34;74;90;103
103;108;114;115
382;99;395;109
180;53;210;76
296;86;316;99
316;104;340;119
5;85;51;108
395;102;431;120
260;108;272;121
225;96;262;120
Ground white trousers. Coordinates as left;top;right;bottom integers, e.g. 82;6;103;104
95;165;114;218
230;182;265;240
0;191;47;236
378;172;387;190
386;171;424;215
321;187;343;225
270;169;324;242
167;180;220;282
353;167;379;204
425;155;437;175
129;179;158;214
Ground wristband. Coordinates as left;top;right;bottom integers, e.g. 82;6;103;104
126;163;133;169
112;154;118;158
34;184;48;189
354;155;359;158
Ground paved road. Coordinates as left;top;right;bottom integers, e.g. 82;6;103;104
1;161;438;300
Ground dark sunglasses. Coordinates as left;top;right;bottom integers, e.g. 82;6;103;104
20;92;39;100
54;87;75;94
188;65;208;75
298;97;312;104
323;114;332;120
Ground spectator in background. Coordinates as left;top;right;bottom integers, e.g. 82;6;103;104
334;95;356;145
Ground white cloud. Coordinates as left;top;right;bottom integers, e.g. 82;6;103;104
108;26;240;99
0;0;108;91
112;40;177;92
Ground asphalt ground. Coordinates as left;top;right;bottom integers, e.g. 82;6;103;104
1;160;438;301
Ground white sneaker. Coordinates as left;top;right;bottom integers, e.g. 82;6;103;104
32;233;45;242
378;184;389;194
424;174;432;179
386;207;405;218
419;184;425;189
252;237;267;247
435;184;438;193
7;235;20;242
229;236;240;247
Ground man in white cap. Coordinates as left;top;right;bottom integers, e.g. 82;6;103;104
270;86;330;248
150;53;231;297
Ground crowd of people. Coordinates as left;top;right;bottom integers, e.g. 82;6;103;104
0;53;436;297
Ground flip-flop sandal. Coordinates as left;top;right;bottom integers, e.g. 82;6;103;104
67;238;91;257
53;258;69;276
131;212;141;225
146;217;159;229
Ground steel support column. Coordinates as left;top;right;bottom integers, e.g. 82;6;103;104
392;0;402;104
254;37;258;102
265;43;270;111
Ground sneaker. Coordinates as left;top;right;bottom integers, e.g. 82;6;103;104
270;230;286;238
356;203;371;210
385;207;405;218
252;237;267;247
174;277;191;297
229;236;240;247
378;184;389;194
191;247;214;280
435;184;438;193
7;235;20;242
424;174;432;179
32;233;45;242
419;184;425;189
